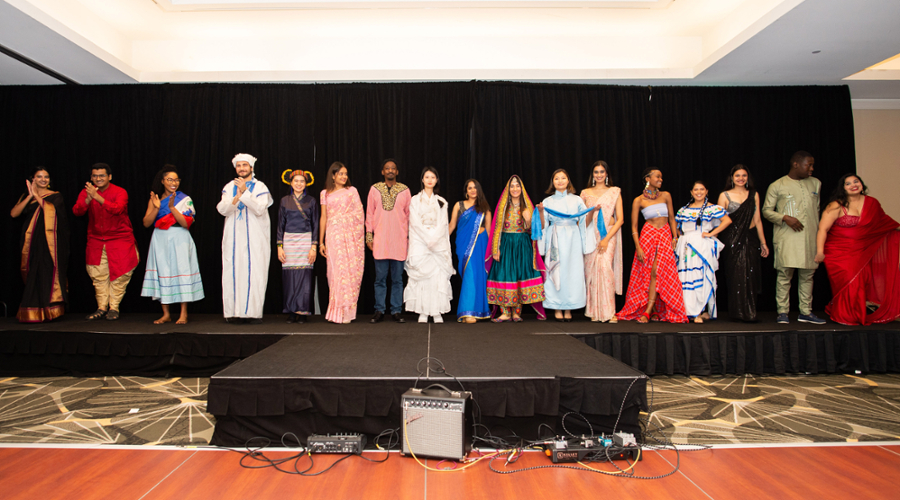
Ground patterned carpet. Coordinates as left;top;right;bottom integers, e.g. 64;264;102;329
0;377;213;445
2;374;900;446
647;374;900;445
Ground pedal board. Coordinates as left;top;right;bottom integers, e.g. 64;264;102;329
546;435;640;463
307;433;366;455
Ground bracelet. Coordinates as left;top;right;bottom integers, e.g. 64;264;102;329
632;231;638;235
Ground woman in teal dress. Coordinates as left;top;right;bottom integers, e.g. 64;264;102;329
449;179;492;323
485;175;547;322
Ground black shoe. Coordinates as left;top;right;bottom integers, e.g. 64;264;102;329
296;315;306;324
225;317;242;324
286;314;296;324
246;318;263;325
392;313;406;323
564;317;572;322
371;311;385;323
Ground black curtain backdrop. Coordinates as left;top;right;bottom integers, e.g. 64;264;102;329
0;82;854;318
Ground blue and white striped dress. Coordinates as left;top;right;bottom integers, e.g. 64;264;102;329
675;204;726;319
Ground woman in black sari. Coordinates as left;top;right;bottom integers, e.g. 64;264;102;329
716;165;769;322
10;167;69;322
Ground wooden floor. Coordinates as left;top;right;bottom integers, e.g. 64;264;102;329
2;444;899;499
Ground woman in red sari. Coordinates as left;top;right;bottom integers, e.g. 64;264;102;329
815;174;900;325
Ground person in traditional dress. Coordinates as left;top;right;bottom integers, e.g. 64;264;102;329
762;151;825;324
580;161;624;323
486;175;546;322
815;174;900;325
277;169;318;324
675;181;731;323
140;165;204;324
617;168;687;324
366;159;410;324
216;153;272;324
319;161;365;324
72;163;139;321
535;169;595;322
11;167;69;322
405;167;454;323
716;164;769;322
449;179;492;323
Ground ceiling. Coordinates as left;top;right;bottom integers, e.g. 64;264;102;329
1;0;899;100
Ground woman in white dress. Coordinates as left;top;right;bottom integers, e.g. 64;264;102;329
405;167;455;323
675;181;732;323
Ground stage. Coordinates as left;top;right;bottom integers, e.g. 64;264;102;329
2;312;899;377
2;313;899;447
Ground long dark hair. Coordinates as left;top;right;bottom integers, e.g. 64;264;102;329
682;180;709;229
463;179;491;214
545;169;575;195
587;160;614;188
507;175;525;219
151;165;180;199
828;173;868;209
725;164;754;191
325;161;351;192
420;166;441;194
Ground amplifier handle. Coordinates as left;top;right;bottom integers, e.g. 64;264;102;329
421;383;455;396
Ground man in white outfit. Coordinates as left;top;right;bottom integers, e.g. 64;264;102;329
217;153;273;324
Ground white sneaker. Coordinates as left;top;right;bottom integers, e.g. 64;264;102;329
418;314;428;323
432;315;443;324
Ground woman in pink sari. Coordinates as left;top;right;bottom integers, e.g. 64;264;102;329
580;161;624;322
815;174;900;325
319;162;365;323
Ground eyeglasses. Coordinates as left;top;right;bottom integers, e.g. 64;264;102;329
91;174;108;179
164;178;181;183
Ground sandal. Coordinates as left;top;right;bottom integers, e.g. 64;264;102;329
106;310;120;321
637;312;650;324
492;316;510;323
512;316;523;323
86;309;107;320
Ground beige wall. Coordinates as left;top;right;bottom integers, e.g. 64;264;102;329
853;106;900;219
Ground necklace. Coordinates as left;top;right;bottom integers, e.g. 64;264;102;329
643;188;659;200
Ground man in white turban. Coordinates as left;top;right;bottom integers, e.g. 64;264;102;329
217;153;273;323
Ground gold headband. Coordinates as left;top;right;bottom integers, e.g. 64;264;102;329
281;169;314;186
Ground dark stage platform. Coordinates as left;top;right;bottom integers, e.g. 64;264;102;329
2;312;899;377
207;329;649;447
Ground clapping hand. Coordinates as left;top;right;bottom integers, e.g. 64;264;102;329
85;182;98;200
234;177;247;193
150;192;161;209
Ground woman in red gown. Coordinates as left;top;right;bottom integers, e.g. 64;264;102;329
815;174;900;325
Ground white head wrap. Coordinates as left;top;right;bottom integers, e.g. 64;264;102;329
232;153;257;168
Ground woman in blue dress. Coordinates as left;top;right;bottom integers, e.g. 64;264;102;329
277;169;319;323
535;169;595;321
140;165;204;324
449;179;492;323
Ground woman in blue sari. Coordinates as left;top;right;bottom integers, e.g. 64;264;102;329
449;179;492;323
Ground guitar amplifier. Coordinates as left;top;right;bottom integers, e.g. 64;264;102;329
401;386;473;461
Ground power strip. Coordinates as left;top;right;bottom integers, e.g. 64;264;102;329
307;433;366;454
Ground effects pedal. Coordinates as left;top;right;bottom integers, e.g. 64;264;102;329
307;433;366;454
545;434;640;463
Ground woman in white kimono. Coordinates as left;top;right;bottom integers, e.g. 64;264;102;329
535;169;595;321
675;181;732;323
405;167;455;323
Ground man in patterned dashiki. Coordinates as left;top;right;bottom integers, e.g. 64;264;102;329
366;158;410;323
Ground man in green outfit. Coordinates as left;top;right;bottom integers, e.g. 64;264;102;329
762;151;826;324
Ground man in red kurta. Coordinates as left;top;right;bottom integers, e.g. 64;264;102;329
72;163;139;320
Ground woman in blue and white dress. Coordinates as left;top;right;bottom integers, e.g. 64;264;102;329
141;165;204;324
675;181;731;323
535;169;595;321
